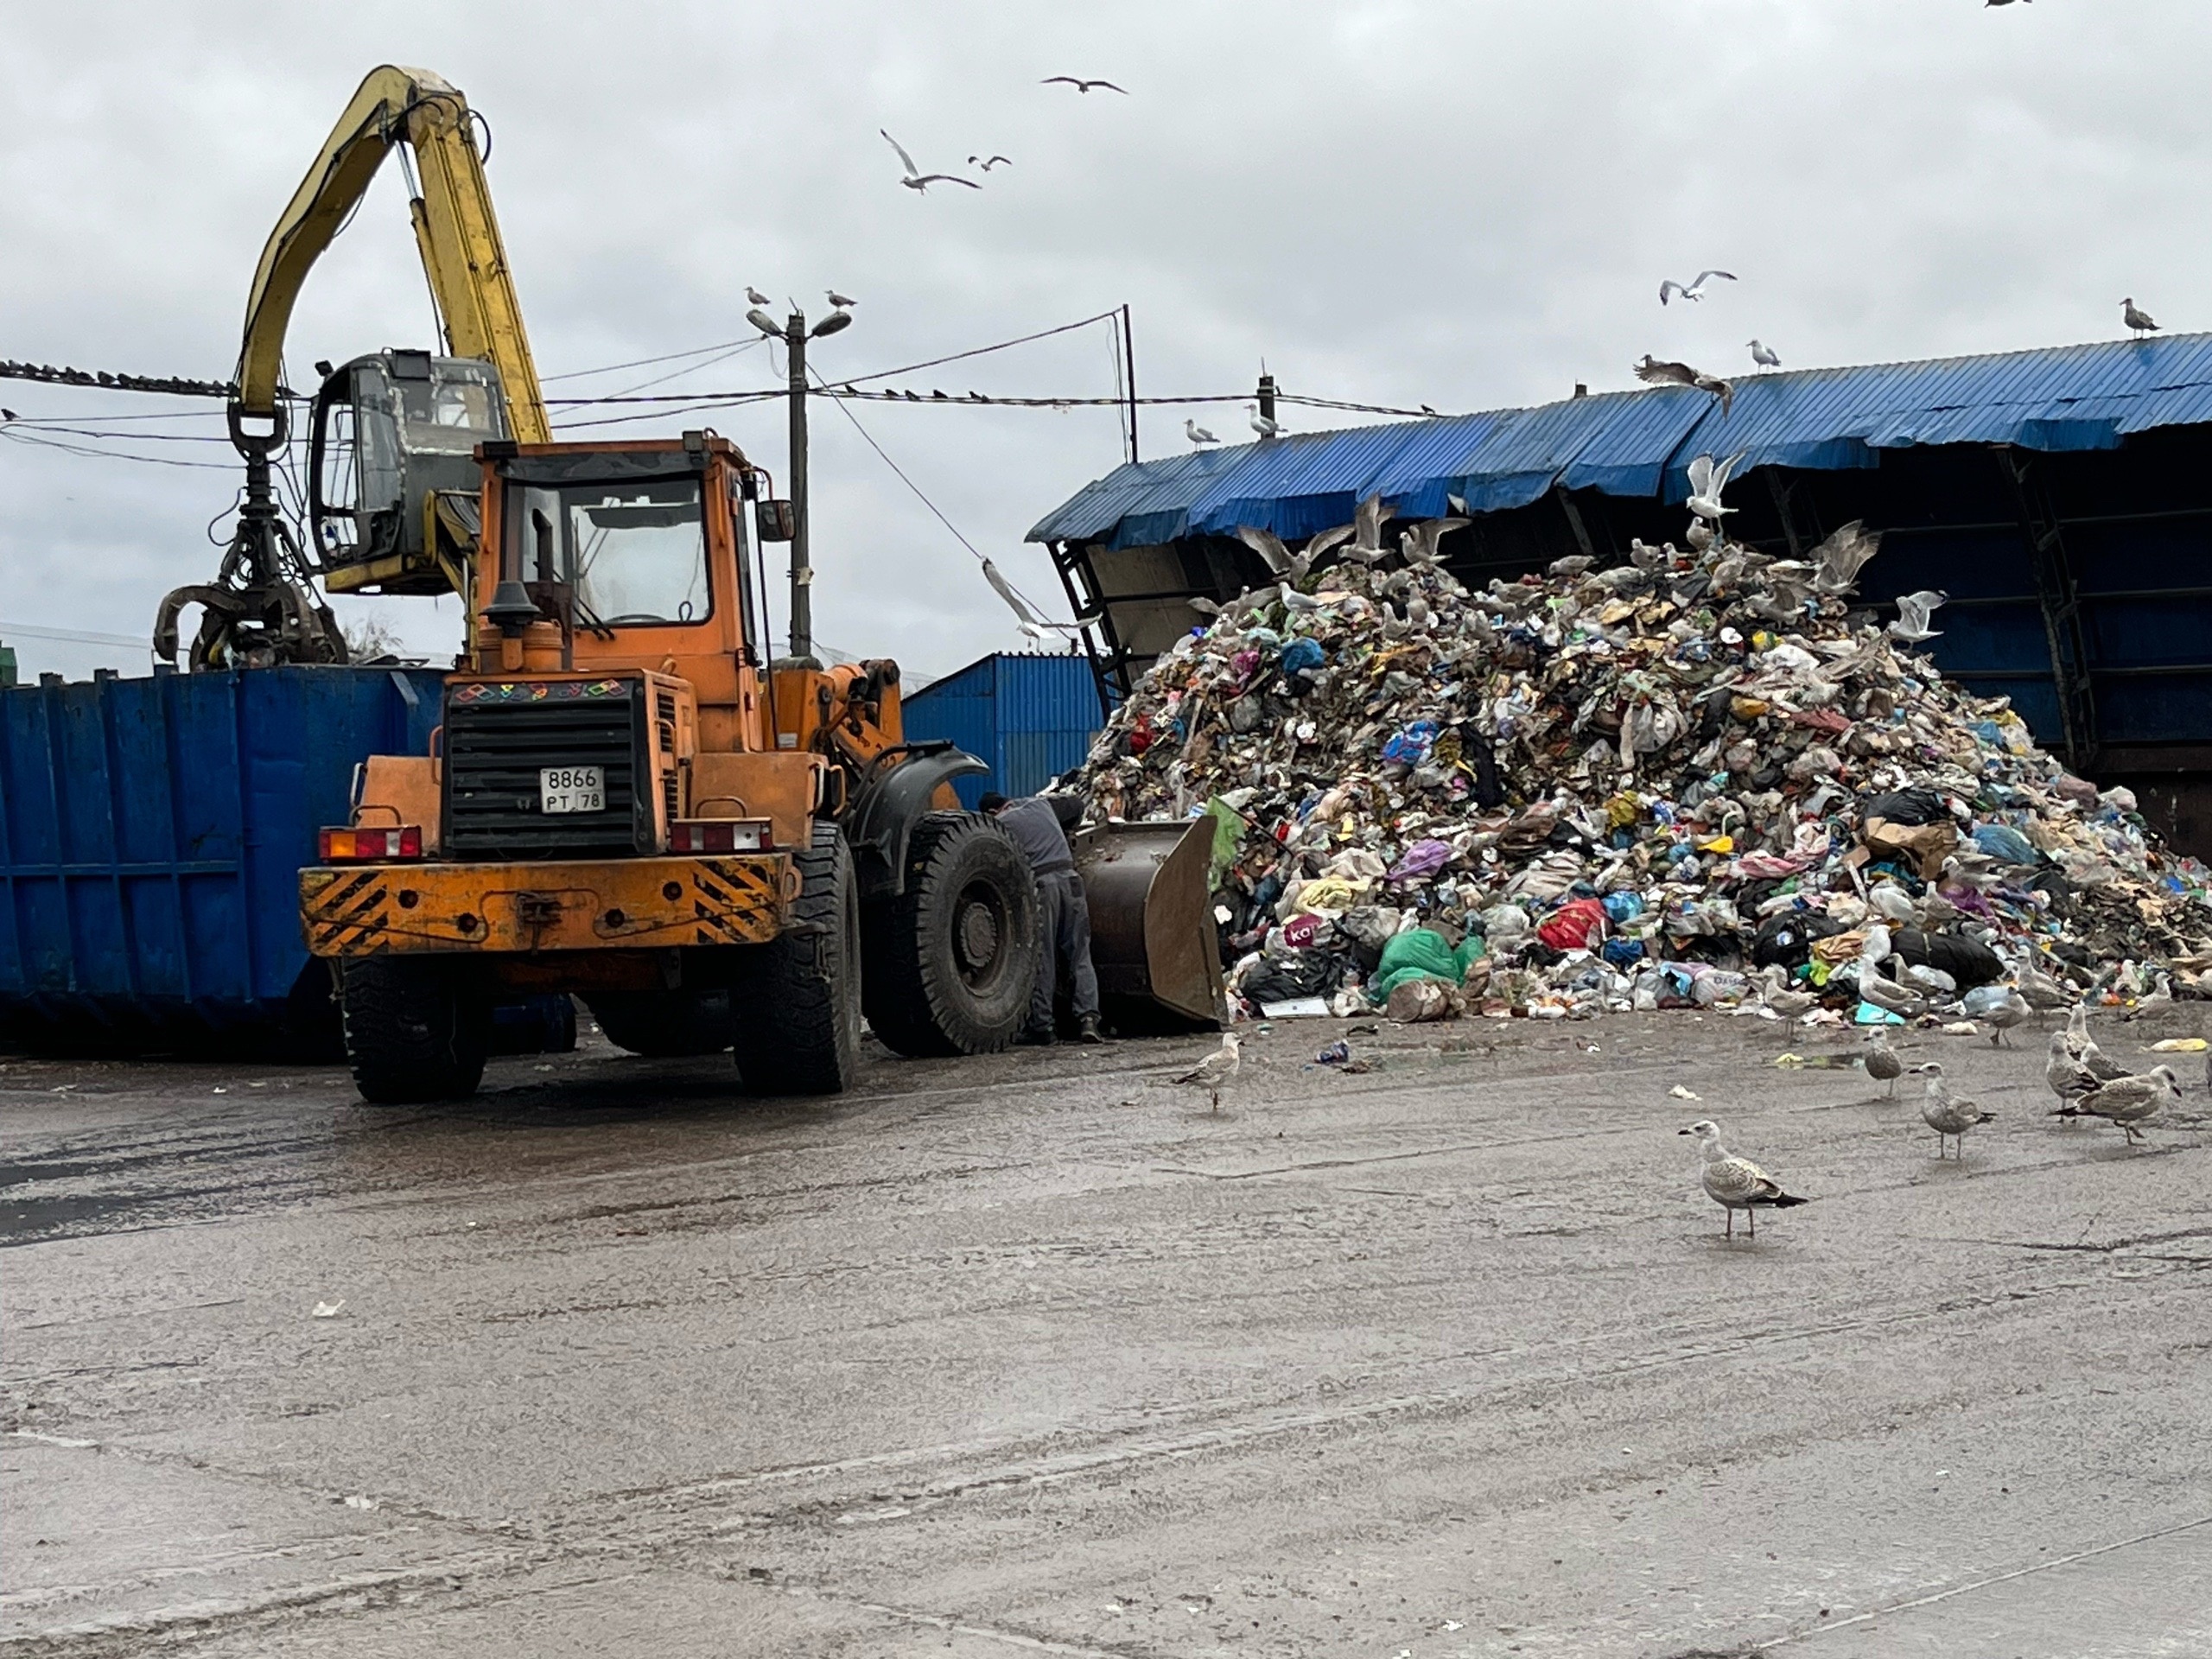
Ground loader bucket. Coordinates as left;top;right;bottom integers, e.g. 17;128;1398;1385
1072;818;1226;1032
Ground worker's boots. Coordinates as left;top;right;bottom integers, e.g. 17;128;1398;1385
1077;1014;1103;1046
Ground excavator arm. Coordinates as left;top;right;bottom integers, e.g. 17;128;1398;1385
236;65;545;438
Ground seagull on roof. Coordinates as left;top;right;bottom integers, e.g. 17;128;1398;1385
1634;355;1735;416
1748;339;1782;371
1247;403;1282;438
1042;76;1127;94
1680;1119;1808;1240
880;129;982;193
1659;270;1737;305
2122;297;2159;336
1185;417;1220;446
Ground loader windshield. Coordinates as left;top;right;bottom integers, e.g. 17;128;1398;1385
505;476;711;628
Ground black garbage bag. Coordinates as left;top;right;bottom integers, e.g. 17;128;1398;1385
1860;787;1948;826
1887;927;2004;990
1752;910;1843;969
1243;951;1351;1005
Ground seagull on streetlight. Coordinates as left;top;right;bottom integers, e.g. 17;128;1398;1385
1246;403;1281;438
966;155;1013;171
1748;339;1782;371
1659;270;1737;305
2122;297;2159;336
1041;76;1128;94
826;289;858;308
746;285;773;307
1185;417;1220;446
880;129;981;193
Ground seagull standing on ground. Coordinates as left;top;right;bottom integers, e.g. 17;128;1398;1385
2122;297;2159;336
2065;1005;2133;1084
2057;1066;2182;1144
880;130;982;193
1041;76;1128;94
1748;340;1783;371
1679;1120;1809;1240
1174;1032;1241;1111
1659;270;1738;305
1865;1027;1904;1097
2045;1030;2099;1116
1915;1063;1997;1159
1185;417;1220;446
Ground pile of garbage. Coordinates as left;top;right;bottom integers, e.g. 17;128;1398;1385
1079;474;2212;1024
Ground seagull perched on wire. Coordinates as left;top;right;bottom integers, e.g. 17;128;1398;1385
1686;451;1747;523
1679;1119;1809;1240
880;129;981;193
1748;339;1783;371
1658;270;1737;305
1174;1032;1240;1111
2121;297;2159;336
1634;355;1735;416
1247;403;1282;438
1888;588;1948;644
966;155;1013;171
1185;417;1220;446
1041;75;1127;94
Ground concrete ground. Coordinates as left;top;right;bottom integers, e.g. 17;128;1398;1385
3;1006;2209;1659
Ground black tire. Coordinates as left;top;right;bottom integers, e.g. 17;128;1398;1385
730;822;863;1096
861;811;1038;1058
583;988;734;1057
339;957;490;1104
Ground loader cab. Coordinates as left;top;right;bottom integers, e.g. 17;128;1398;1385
308;350;510;594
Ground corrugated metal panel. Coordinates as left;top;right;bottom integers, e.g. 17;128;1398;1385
1030;332;2212;545
0;666;442;1046
902;652;1104;809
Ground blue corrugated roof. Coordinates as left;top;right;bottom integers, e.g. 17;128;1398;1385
1027;333;2212;545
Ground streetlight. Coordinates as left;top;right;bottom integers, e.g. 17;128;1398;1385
747;298;855;663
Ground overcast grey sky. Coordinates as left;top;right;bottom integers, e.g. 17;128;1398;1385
3;1;2205;683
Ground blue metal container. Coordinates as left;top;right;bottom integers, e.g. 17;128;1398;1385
0;664;442;1051
903;653;1106;810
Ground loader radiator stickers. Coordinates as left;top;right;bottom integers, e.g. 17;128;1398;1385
442;678;655;859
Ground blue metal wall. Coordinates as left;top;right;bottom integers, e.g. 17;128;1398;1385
0;665;442;1047
903;653;1104;810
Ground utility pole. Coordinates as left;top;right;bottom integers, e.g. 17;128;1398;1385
1122;302;1139;465
1255;371;1278;439
785;310;813;664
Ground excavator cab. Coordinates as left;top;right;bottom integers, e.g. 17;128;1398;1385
308;349;511;595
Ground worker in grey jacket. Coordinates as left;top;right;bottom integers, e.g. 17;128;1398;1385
982;791;1103;1045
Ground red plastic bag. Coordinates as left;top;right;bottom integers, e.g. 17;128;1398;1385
1536;897;1606;952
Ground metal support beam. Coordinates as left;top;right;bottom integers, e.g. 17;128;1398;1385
1764;467;1822;558
2000;446;2098;770
1555;487;1597;563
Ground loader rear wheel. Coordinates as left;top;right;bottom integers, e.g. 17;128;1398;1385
730;822;862;1096
340;957;490;1105
862;811;1038;1058
584;989;734;1057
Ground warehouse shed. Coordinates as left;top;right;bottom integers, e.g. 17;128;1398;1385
900;652;1105;810
1030;333;2212;855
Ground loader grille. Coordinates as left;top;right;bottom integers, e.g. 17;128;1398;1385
442;679;654;859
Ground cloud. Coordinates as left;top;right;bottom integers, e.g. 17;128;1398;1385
5;0;2208;680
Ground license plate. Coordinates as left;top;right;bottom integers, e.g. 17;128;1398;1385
539;766;605;814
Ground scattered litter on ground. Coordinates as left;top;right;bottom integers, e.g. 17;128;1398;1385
1669;1084;1702;1100
311;1300;346;1319
1080;491;2212;1029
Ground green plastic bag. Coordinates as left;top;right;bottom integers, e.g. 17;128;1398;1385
1367;928;1483;1001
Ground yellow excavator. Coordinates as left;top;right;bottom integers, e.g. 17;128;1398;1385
177;65;1220;1099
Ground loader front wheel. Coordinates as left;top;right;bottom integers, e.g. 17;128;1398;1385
340;957;490;1105
862;811;1038;1058
731;822;863;1096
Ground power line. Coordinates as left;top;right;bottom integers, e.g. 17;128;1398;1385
0;620;154;650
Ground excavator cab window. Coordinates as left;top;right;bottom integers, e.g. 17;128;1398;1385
309;351;509;574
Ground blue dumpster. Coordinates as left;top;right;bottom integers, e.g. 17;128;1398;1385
0;664;442;1052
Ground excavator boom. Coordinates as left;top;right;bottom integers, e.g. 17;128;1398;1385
236;65;545;439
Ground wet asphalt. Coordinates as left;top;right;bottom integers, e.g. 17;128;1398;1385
3;1007;2209;1658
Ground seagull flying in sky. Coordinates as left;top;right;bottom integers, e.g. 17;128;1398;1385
967;155;1013;171
1686;451;1746;524
1888;588;1948;644
1748;339;1782;371
1634;355;1735;416
1041;76;1127;94
2122;297;2159;336
1659;270;1737;305
1185;417;1220;446
979;556;1074;642
880;129;981;193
